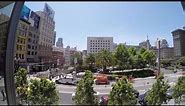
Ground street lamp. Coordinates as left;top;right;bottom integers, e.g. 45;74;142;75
156;38;161;77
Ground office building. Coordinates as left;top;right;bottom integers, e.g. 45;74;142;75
56;38;63;48
35;3;55;64
87;37;113;54
171;28;185;58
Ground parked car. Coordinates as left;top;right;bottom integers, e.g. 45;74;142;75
94;74;110;85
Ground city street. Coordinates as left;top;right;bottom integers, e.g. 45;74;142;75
55;70;184;105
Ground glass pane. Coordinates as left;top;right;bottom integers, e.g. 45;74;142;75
0;1;15;105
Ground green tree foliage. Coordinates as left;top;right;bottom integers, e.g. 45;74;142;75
161;59;172;68
85;53;96;70
114;44;130;69
142;50;156;67
95;49;114;72
73;70;98;105
27;78;59;105
14;68;29;103
177;56;185;66
173;76;185;104
145;73;170;105
108;77;137;105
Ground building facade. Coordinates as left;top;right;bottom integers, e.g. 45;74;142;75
15;19;30;63
56;38;63;48
171;28;185;58
26;26;39;63
35;3;55;64
87;37;113;54
52;46;64;67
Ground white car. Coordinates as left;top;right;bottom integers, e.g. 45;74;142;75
72;91;100;100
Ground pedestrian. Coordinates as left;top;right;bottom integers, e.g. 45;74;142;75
1;89;6;101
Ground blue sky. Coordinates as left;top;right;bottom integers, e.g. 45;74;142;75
25;2;185;50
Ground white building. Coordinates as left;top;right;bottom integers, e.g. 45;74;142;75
87;37;113;54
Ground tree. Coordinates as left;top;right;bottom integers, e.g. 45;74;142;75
27;78;59;105
177;56;185;66
142;50;156;67
73;70;98;105
108;77;137;105
172;76;185;104
95;49;114;73
14;67;29;104
114;44;130;69
85;53;96;71
70;52;83;72
145;73;170;105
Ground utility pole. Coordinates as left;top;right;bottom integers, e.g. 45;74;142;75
157;39;161;76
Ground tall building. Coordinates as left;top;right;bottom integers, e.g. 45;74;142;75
87;37;113;54
139;36;151;49
15;19;30;63
35;3;55;64
27;25;39;63
56;38;63;48
171;28;185;58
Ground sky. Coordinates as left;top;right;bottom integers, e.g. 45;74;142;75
25;2;185;51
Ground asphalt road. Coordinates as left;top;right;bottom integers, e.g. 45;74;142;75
56;71;184;105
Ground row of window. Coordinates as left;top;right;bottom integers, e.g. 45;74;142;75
90;40;110;42
16;45;26;51
27;45;37;50
28;38;38;44
18;29;27;37
90;43;110;45
15;53;25;60
90;48;110;50
29;32;39;39
17;37;26;44
27;51;37;56
90;45;110;47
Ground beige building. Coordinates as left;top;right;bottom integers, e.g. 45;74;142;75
15;19;30;63
35;5;55;63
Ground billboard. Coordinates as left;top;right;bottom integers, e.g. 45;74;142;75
20;5;30;21
43;3;55;19
30;11;40;28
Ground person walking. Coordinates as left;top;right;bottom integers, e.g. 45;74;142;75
1;89;6;101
